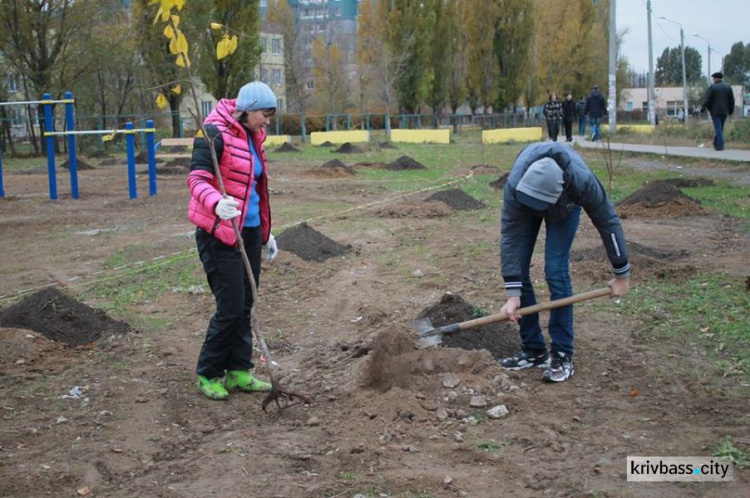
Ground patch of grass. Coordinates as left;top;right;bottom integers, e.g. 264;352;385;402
336;471;358;481
476;441;501;453
682;185;750;220
621;273;750;378
714;436;748;468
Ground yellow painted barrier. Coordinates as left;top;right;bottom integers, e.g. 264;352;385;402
390;129;450;144
601;124;654;134
482;127;543;144
310;130;370;145
264;135;291;146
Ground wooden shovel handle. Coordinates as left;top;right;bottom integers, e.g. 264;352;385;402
457;287;612;331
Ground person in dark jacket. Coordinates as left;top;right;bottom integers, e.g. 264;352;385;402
543;93;563;141
575;96;587;137
585;85;608;141
187;81;279;400
498;142;630;382
561;92;577;142
701;72;735;151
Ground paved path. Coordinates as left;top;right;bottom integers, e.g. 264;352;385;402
572;136;750;163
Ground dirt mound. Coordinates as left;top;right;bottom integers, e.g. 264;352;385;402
571;241;696;283
416;293;518;360
98;158;122;166
59;159;95;171
617;181;707;218
0;288;130;346
333;142;364;154
375;201;453;219
424;188;486;210
306;159;357;178
379;141;397;149
276;222;350;262
470;164;499;175
490;172;509;189
386;155;425;171
275;142;300;153
318;140;334;147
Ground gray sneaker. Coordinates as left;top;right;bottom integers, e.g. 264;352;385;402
542;352;574;382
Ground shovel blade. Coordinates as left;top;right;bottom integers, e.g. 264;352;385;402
411;317;445;348
411;317;435;335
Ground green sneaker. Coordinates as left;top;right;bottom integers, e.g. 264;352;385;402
197;375;229;400
225;370;272;392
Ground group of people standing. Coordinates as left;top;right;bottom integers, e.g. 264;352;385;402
544;85;608;143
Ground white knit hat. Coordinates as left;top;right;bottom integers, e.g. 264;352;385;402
236;81;277;112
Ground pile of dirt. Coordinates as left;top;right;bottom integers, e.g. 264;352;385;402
0;288;130;346
306;159;357;178
386;155;426;171
489;172;510;190
98;158;122;166
617;181;707;218
415;293;518;360
470;164;500;175
379;142;397;149
276;222;350;262
374;201;453;219
334;142;364;154
275;142;300;153
425;188;486;210
59;159;95;171
318;140;334;147
571;241;696;283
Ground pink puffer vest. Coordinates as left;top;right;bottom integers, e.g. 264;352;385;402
187;99;271;247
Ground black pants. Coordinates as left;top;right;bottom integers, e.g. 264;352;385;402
547;120;559;141
195;226;262;379
564;119;574;141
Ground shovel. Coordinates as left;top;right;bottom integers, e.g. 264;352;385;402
413;287;612;348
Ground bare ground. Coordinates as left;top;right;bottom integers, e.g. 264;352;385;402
0;151;749;498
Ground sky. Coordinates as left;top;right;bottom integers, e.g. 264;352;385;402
618;0;750;77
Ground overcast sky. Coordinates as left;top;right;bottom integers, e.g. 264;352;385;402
618;0;750;77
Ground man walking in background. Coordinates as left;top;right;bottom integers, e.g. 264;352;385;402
561;93;577;142
701;72;735;151
585;85;607;141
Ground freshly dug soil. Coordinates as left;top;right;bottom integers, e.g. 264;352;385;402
275;143;300;153
318;141;334;147
658;177;715;188
571;240;689;263
0;288;130;346
616;181;707;218
386;155;425;171
424;188;486;210
379;142;397;149
470;164;499;175
334;142;364;154
306;159;357;178
59;159;95;171
353;161;387;169
490;172;510;189
374;201;453;218
276;222;350;262
416;293;518;360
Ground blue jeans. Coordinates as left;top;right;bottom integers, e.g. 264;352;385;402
578;115;587;136
711;114;727;149
515;207;582;357
590;117;602;141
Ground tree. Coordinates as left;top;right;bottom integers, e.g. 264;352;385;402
189;0;262;102
388;0;436;114
311;34;349;118
723;41;750;87
444;0;467;117
424;0;454;126
463;0;499;111
655;46;703;85
493;0;534;111
266;0;310;113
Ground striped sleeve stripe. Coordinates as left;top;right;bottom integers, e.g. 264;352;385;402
613;263;630;275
